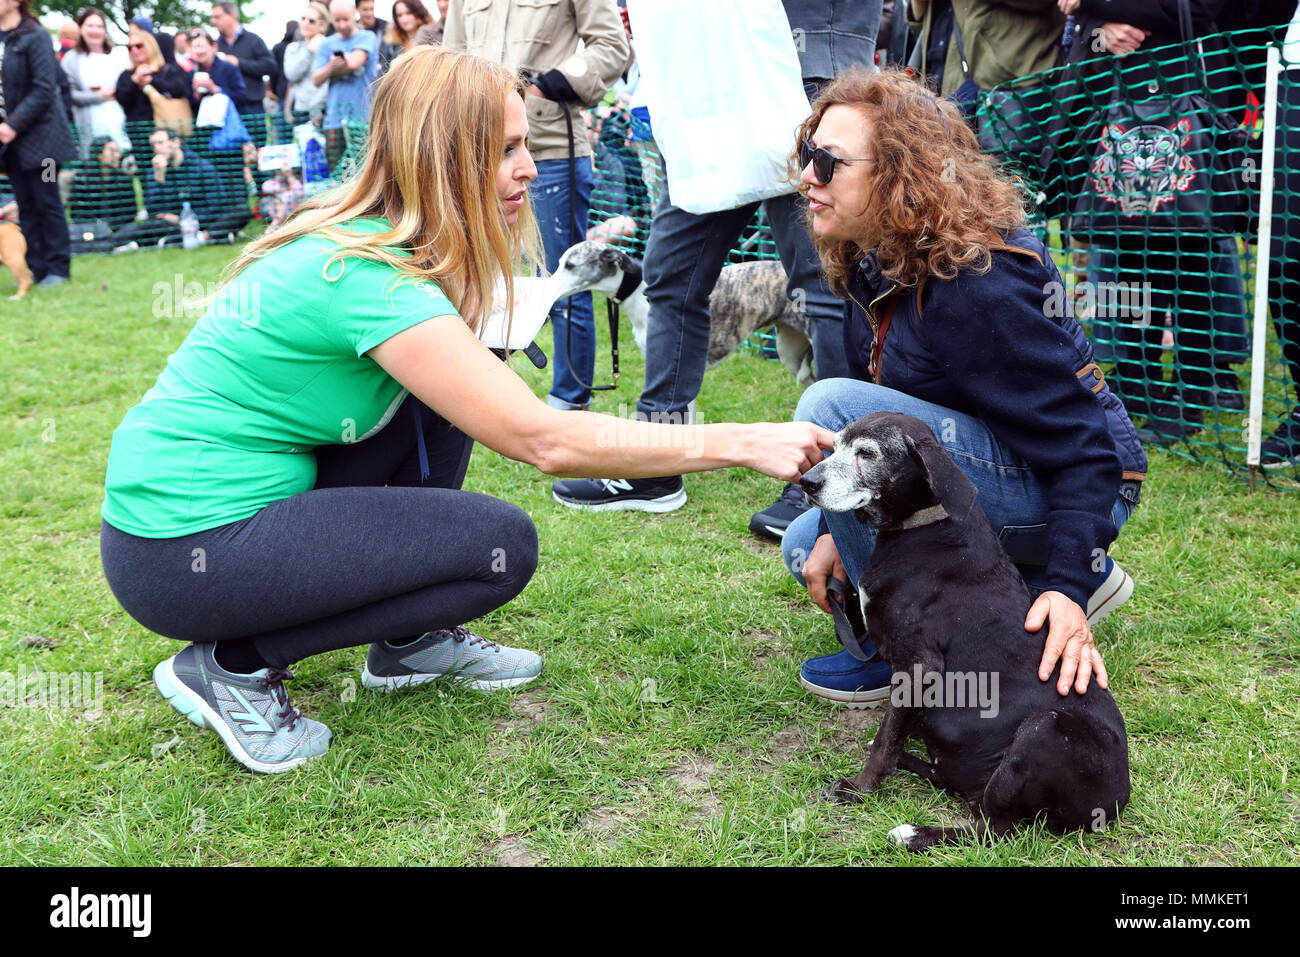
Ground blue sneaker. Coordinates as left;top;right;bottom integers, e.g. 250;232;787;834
799;647;893;708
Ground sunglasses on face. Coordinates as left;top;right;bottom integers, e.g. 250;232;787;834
799;138;871;185
128;42;145;49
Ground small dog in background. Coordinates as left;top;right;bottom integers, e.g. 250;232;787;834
0;200;33;301
552;241;815;388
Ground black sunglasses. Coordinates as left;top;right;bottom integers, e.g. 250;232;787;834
800;138;871;185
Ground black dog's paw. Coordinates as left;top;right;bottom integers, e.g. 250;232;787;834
823;778;864;804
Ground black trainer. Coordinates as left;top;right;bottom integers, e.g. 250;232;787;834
1116;383;1174;422
748;482;811;541
1261;407;1300;469
551;475;686;512
1136;392;1205;446
1214;372;1245;413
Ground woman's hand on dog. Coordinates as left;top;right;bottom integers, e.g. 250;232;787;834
1027;591;1108;696
803;533;846;615
743;422;835;483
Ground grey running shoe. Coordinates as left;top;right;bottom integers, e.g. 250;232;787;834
361;627;542;692
152;642;332;774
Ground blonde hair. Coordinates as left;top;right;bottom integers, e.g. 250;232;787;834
134;31;165;72
224;46;541;336
305;2;329;29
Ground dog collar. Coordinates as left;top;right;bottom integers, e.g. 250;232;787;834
613;259;642;303
886;503;950;531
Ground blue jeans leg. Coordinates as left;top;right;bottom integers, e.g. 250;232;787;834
637;182;758;421
531;157;596;409
1086;242;1118;365
1210;235;1249;368
781;379;1133;598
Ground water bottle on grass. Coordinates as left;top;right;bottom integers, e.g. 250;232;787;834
180;202;202;250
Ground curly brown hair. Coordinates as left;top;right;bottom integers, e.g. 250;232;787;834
795;69;1028;295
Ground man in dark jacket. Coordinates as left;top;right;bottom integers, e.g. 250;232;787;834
0;1;78;285
186;28;250;114
1060;0;1243;444
114;127;228;247
358;0;387;39
551;1;884;536
212;1;277;146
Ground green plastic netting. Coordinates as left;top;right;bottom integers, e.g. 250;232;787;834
5;30;1296;485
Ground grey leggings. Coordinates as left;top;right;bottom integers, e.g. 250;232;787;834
100;396;539;669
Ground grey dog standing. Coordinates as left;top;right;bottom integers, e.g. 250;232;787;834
550;241;814;387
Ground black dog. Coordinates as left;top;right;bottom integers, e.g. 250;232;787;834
800;412;1130;852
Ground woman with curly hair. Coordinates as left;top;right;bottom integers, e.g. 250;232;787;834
781;69;1148;709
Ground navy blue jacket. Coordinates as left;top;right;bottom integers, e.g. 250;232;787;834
187;56;250;115
217;27;278;106
142;148;227;229
834;227;1147;610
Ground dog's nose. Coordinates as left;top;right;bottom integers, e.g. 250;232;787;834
800;472;823;498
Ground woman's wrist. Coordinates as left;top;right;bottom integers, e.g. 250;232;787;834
722;422;760;472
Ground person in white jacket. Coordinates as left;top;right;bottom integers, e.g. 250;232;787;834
61;6;131;155
282;3;331;125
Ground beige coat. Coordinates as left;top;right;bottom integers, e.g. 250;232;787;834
443;0;630;162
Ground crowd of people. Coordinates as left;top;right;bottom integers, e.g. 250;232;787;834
2;1;1297;771
0;0;455;266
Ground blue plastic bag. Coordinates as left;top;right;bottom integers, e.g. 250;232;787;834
209;99;251;152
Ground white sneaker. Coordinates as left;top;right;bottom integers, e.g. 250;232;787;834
1087;558;1134;626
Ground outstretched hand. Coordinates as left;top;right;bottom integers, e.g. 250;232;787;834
1026;590;1108;696
745;422;835;483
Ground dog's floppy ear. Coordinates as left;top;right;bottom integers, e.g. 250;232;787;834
597;244;626;266
904;427;978;522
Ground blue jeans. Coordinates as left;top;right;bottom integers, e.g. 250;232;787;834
781;379;1135;597
637;181;850;422
531;157;596;409
1210;235;1249;368
1085;242;1118;365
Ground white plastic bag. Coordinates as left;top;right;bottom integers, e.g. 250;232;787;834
625;0;810;214
195;92;232;128
478;276;561;350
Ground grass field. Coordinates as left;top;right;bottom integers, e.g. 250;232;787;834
1;244;1297;866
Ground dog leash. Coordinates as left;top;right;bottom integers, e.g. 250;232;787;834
557;106;622;394
598;258;642;391
826;577;883;664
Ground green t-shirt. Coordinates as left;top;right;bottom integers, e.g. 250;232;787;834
102;219;459;538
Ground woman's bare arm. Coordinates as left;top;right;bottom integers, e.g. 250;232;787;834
368;314;833;481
